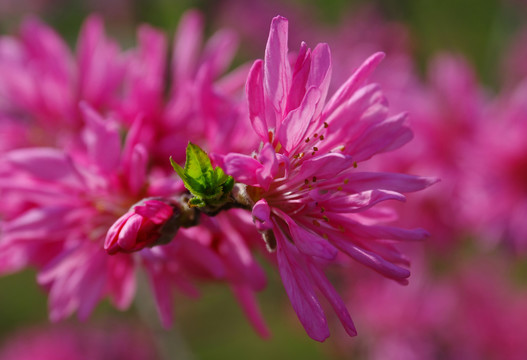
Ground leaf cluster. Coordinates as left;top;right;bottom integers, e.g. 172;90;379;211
170;143;234;208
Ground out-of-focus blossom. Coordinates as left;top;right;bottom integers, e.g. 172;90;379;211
0;11;269;336
0;15;126;148
371;54;488;250
223;16;434;341
337;257;527;360
463;80;527;252
0;322;158;360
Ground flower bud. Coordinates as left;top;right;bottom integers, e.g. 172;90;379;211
104;199;179;255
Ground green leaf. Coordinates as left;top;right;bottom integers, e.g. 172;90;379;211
171;143;236;209
185;142;214;186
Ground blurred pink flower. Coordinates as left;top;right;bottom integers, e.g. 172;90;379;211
0;322;157;360
0;11;268;334
223;16;434;341
339;257;527;360
463;80;527;252
370;54;488;250
0;15;126;148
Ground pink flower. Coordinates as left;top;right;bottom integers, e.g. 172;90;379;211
223;16;435;341
339;257;527;360
0;322;158;360
462;80;527;252
104;199;178;255
0;15;126;148
370;54;488;250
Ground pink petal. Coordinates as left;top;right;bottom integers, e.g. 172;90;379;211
307;261;357;337
126;144;148;195
80;102;121;173
275;235;329;342
172;10;203;84
277;86;320;153
276;209;338;260
344;172;439;193
134;200;173;224
252;199;273;231
256;143;278;189
264;16;291;121
307;43;331;120
324;52;384;116
346;112;414;162
285;42;310;113
232;285;270;338
223;153;262;186
117;214;142;250
330;233;410;283
299;152;353;180
246;59;268;141
5;148;84;186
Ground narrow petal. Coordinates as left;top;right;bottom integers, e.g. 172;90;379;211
343;172;439;193
307;261;357;337
80;102;121;173
277;86;320;153
231;285;270;338
275;234;329;342
264;16;290;120
276;209;338;260
299;152;353;180
246;59;268;141
324;52;384;116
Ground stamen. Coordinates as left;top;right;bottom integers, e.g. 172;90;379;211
305;137;310;143
312;176;317;182
324;122;329;128
319;135;324;140
322;215;329;223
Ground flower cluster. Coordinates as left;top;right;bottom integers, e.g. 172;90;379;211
0;10;436;343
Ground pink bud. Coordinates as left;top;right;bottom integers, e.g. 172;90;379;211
104;199;176;255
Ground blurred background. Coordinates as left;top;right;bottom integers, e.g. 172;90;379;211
1;0;527;359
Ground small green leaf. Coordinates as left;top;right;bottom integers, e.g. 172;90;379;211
171;143;236;209
185;142;214;186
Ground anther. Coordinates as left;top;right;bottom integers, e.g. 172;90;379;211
312;176;317;182
324;122;329;128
